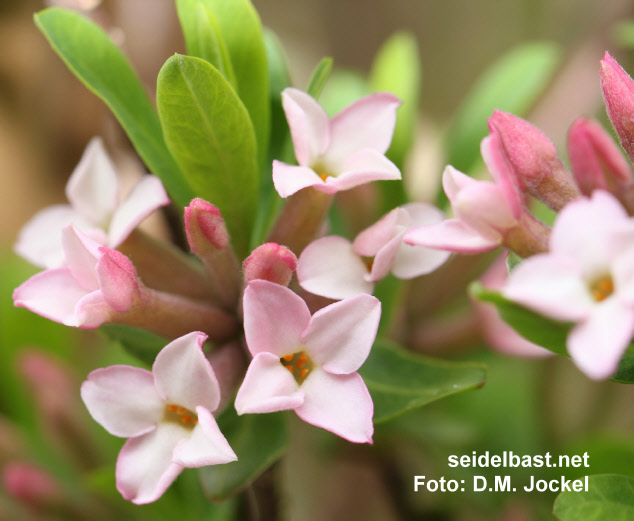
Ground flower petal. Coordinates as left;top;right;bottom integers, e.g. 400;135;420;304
404;219;500;253
302;294;380;374
13;268;87;325
550;191;628;277
172;407;237;467
61;226;102;291
108;175;169;247
503;254;594;321
65;137;119;227
153;332;220;413
567;298;634;380
368;233;402;281
81;365;163;437
282;88;330;166
294;369;373;444
353;207;403;257
327;149;401;192
96;248;139;313
272;160;328;198
327;92;400;167
243;280;310;356
297;236;373;300
116;424;184;504
13;205;97;269
72;290;114;328
234;352;305;414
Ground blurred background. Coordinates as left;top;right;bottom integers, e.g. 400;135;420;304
1;1;634;520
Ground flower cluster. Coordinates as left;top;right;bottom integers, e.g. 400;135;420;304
405;52;634;380
12;86;444;503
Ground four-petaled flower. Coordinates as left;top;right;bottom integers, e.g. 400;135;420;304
235;280;380;443
272;88;402;198
15;137;169;269
503;191;634;380
298;203;450;299
81;332;237;504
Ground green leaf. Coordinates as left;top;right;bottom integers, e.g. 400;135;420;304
157;54;259;257
359;340;487;423
251;29;292;247
370;31;420;171
471;283;634;383
445;42;560;183
199;408;288;501
306;57;333;99
100;324;167;367
34;8;193;207
185;0;270;168
176;0;237;88
554;474;634;521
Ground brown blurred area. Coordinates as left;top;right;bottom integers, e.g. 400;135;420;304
0;0;631;246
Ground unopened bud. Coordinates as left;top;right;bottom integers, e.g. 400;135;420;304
488;110;580;211
185;198;230;253
184;198;241;309
243;243;297;286
568;117;631;196
3;461;61;509
601;52;634;163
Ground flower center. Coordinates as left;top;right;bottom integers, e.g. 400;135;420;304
280;351;314;385
163;404;198;430
589;275;614;302
312;160;334;181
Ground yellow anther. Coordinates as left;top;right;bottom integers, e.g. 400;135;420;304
590;276;614;302
285;365;295;374
283;354;294;362
176;406;187;415
167;405;178;413
300;368;309;380
181;415;192;424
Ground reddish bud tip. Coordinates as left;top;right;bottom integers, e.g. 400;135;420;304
243;243;298;286
568;117;631;196
185;198;229;253
3;461;62;508
600;52;634;163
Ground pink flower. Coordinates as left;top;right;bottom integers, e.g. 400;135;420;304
13;225;239;341
272;88;402;198
503;191;634;379
13;225;140;328
297;203;450;299
81;332;237;504
404;134;549;257
235;280;380;443
15;138;169;268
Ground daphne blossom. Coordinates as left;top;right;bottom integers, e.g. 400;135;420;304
235;280;380;443
81;332;237;504
15;137;169;269
503;191;634;379
298;203;450;299
272;88;402;198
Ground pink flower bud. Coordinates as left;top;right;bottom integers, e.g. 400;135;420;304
184;198;241;308
3;462;62;509
185;198;230;253
487;110;580;211
243;243;297;287
601;52;634;163
568;117;632;196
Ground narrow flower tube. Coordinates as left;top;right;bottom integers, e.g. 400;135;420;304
184;199;242;309
487;110;580;211
243;243;298;286
601;52;634;163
